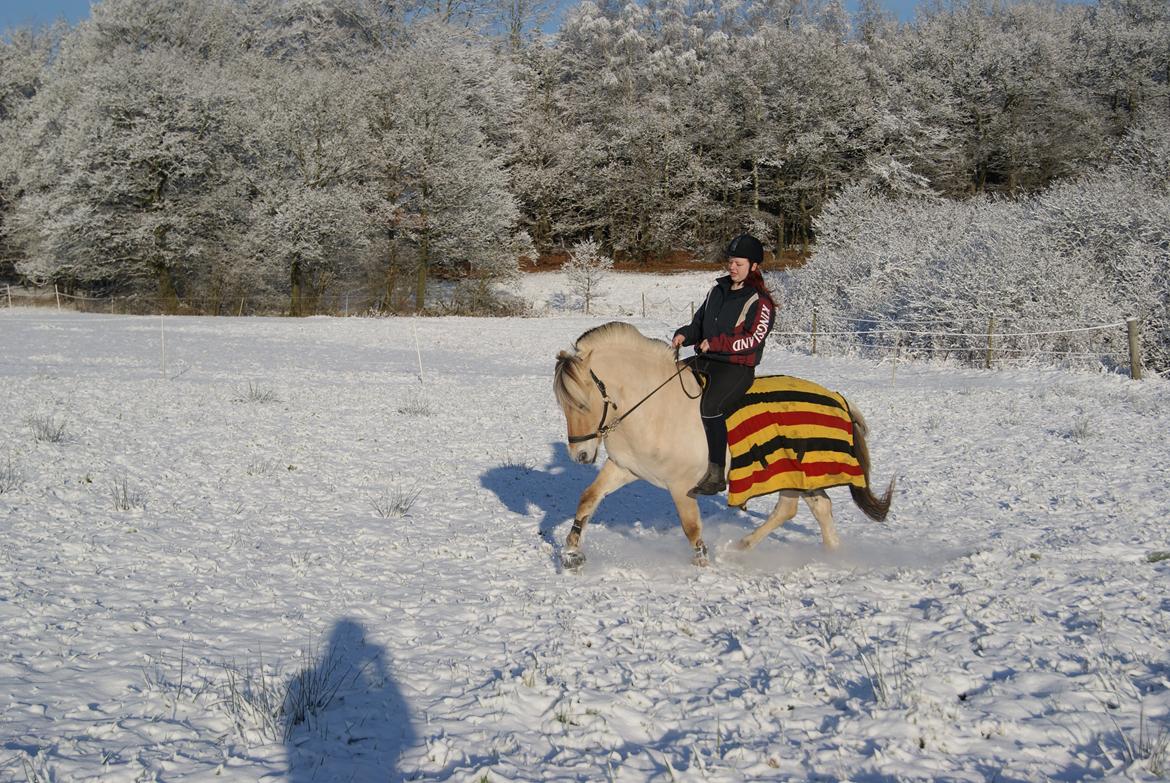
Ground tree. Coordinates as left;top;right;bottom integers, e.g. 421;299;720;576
0;26;59;279
240;59;379;315
10;43;249;304
365;22;529;310
563;237;613;313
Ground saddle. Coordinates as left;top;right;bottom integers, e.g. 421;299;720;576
725;375;867;507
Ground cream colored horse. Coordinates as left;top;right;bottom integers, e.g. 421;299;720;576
553;322;892;568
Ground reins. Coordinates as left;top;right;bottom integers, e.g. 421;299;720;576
568;353;698;444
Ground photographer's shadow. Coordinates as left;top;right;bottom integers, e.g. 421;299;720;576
286;618;415;783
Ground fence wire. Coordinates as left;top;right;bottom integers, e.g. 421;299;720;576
3;282;1146;375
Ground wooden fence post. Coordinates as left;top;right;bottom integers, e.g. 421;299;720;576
5;284;10;308
55;284;61;310
641;292;646;318
1127;317;1142;380
985;315;994;369
811;309;818;356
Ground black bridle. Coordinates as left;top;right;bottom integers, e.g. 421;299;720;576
567;356;698;445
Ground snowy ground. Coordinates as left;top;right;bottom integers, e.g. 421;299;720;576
2;272;1169;782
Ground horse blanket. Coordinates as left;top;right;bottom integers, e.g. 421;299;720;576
725;375;867;507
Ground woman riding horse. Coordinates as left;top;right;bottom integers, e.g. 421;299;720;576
672;234;775;497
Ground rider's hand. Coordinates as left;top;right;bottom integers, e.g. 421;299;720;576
671;334;685;349
699;339;710;353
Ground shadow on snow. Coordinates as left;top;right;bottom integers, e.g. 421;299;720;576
285;618;415;783
479;442;753;567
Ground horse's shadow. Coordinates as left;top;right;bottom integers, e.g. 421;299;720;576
481;442;748;556
285;618;415;783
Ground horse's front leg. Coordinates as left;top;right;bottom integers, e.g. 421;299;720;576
668;486;709;566
563;459;636;570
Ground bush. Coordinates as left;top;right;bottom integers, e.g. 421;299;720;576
781;123;1170;372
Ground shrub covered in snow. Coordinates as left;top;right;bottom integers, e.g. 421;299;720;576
779;122;1170;372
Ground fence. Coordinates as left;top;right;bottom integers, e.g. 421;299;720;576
771;311;1145;379
2;283;386;317
4;283;1148;378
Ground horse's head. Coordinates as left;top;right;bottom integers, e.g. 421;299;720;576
553;348;604;464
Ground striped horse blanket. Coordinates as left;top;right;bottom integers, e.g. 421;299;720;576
726;375;866;507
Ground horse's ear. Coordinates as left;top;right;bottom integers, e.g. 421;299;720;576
556;349;575;362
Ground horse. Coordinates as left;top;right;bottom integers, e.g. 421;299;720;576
552;321;893;569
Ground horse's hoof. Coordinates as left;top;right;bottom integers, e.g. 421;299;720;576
562;549;586;571
732;538;751;551
692;542;710;567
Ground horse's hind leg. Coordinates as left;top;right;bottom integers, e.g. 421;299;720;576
668;486;709;566
804;490;840;550
563;459;636;569
735;491;799;550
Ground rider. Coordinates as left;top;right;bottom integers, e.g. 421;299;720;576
671;234;775;497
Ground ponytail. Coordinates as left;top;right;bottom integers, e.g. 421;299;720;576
745;267;771;296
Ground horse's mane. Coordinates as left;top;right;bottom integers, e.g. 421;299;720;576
554;322;674;411
575;321;671;357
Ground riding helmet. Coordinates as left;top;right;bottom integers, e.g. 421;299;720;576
725;234;764;265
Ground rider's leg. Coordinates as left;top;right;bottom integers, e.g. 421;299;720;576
689;361;754;497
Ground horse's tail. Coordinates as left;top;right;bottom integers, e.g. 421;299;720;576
846;403;895;522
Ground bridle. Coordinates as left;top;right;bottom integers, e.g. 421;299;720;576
567;369;617;444
567;355;699;445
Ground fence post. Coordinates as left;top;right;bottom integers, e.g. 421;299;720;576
5;284;10;308
344;292;350;317
690;301;694;319
55;284;61;310
1127;317;1142;380
811;309;818;356
985;315;994;369
641;292;646;318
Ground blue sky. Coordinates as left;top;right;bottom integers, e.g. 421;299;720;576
0;0;924;37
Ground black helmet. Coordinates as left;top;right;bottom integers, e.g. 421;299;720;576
725;234;763;265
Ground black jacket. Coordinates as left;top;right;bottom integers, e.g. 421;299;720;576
674;276;775;367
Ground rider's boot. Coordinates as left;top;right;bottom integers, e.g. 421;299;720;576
687;462;726;497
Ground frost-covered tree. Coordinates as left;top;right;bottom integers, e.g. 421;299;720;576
0;26;59;279
240;60;379;315
365;22;529;310
563;237;612;313
10;42;249;303
242;0;403;65
782;119;1170;372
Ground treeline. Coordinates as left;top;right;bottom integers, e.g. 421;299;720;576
0;0;1167;313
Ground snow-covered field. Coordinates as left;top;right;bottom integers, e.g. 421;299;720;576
2;272;1169;782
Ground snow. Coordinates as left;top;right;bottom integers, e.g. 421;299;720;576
2;271;1169;782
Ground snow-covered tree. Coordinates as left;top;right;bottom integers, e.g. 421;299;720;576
240;59;379;315
10;42;249;304
0;26;58;278
365;22;529;310
782;118;1170;371
242;0;403;66
563;237;612;313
